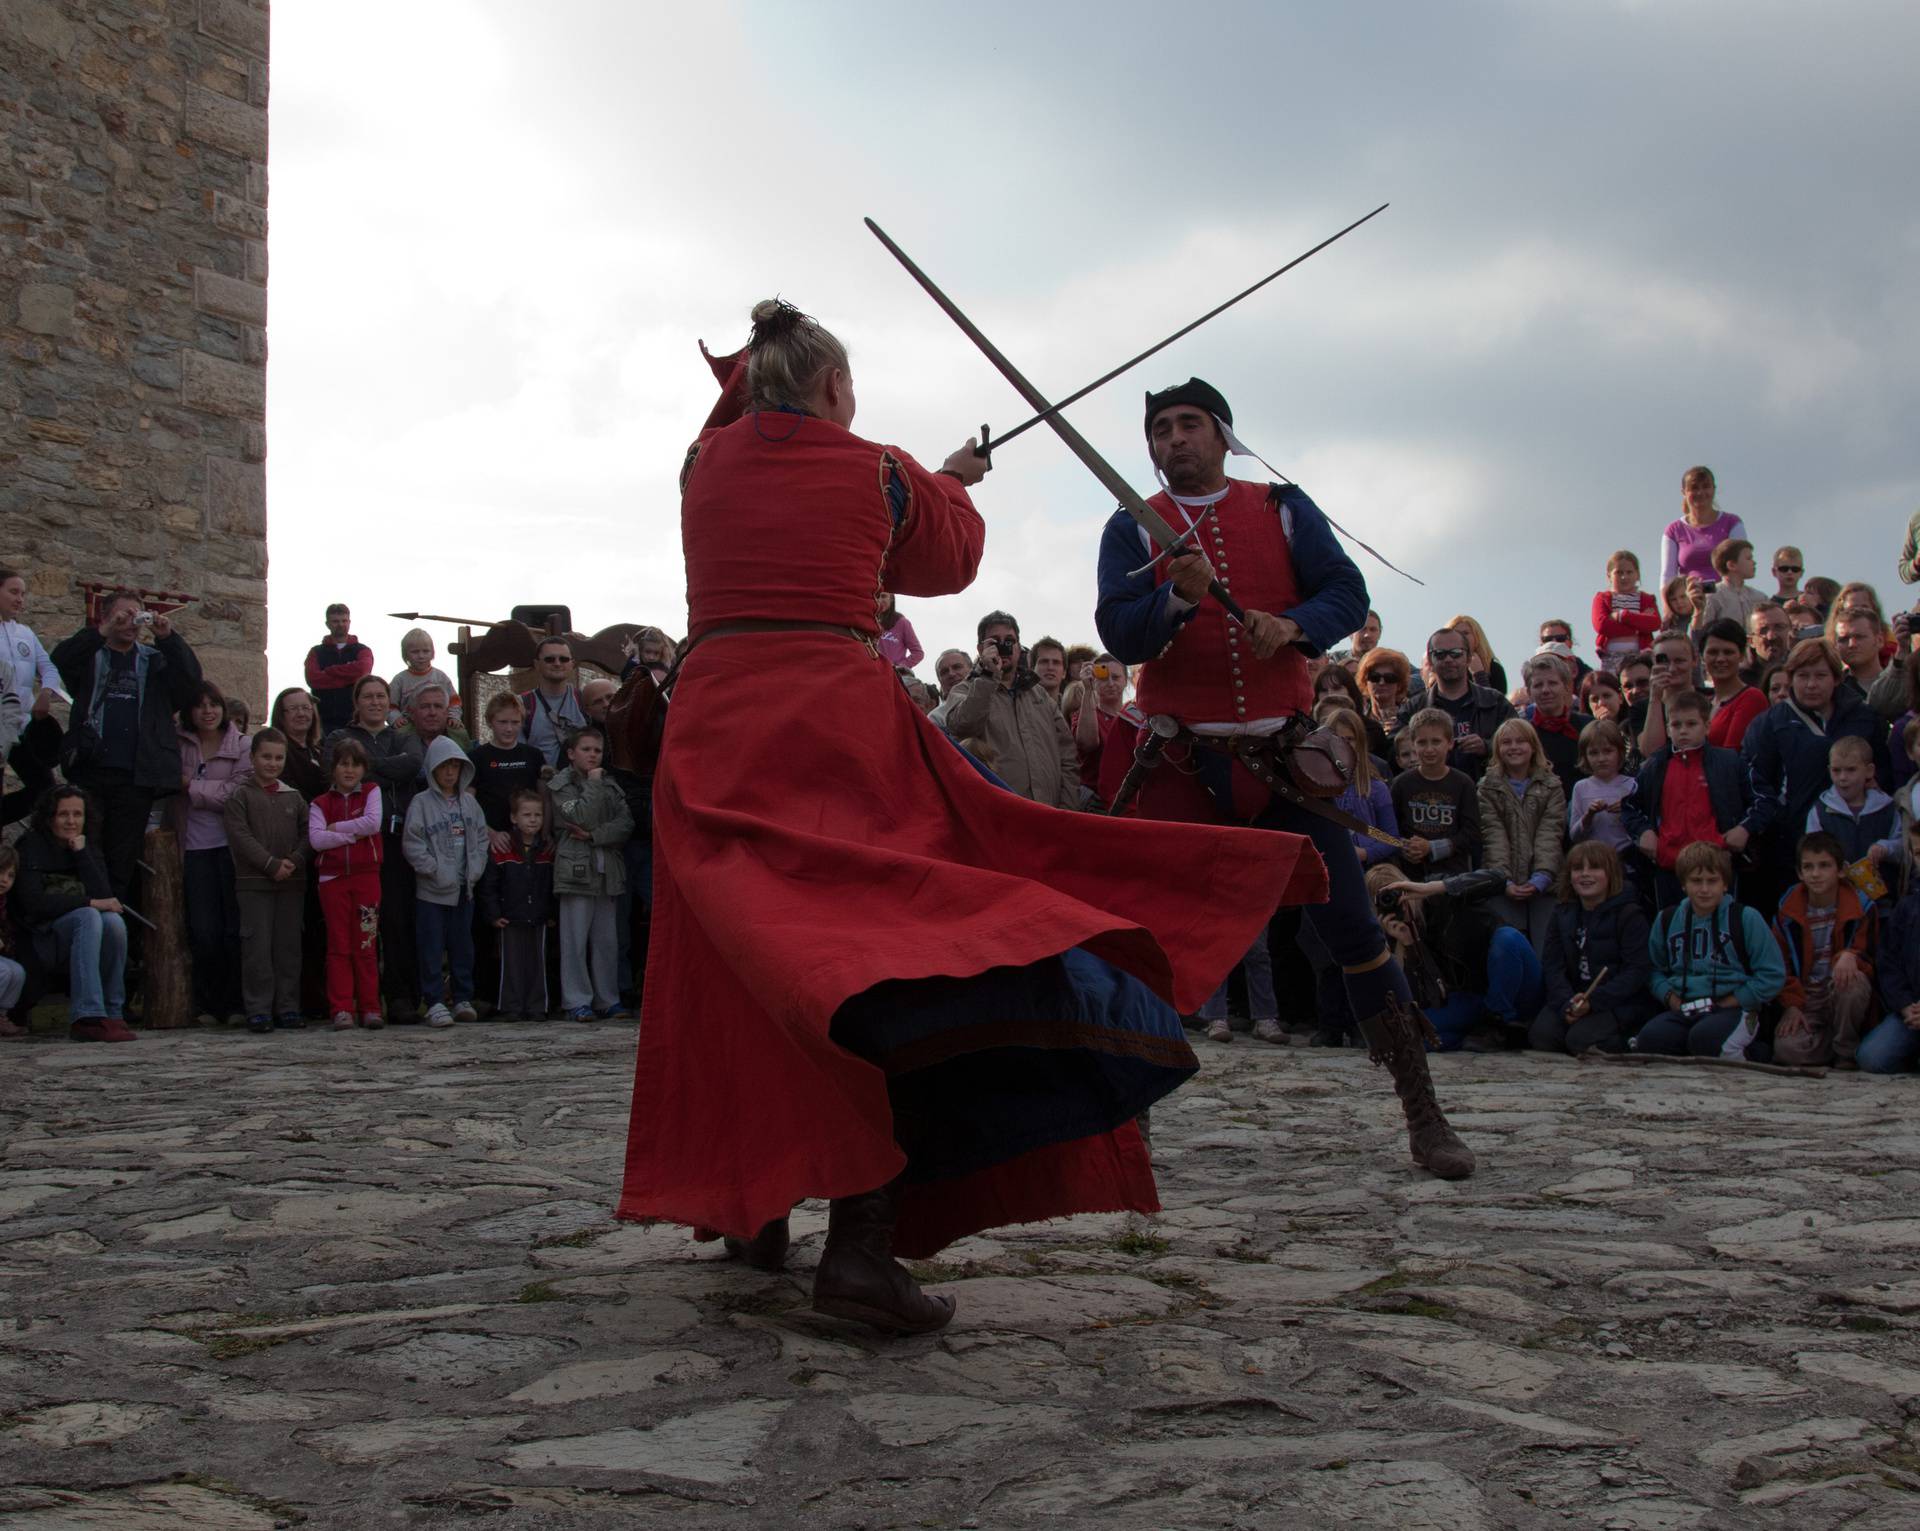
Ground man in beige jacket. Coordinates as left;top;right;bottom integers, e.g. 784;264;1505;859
942;610;1082;810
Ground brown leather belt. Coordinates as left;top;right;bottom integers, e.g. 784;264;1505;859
663;619;879;693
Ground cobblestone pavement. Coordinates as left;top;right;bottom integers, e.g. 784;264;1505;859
2;1025;1918;1530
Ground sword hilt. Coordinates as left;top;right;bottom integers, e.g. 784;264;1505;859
976;423;991;464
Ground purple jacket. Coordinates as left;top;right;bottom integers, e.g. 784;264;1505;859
173;724;249;852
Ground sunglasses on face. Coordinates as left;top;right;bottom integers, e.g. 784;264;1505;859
1774;564;1802;574
1430;648;1467;660
1541;631;1572;644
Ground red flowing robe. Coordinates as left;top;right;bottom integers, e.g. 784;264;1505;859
617;411;1324;1257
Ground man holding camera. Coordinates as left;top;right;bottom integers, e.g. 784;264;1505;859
941;610;1081;809
52;591;203;904
1095;378;1474;1180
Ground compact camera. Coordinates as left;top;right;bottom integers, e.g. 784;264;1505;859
1092;663;1115;680
133;611;156;627
990;636;1016;659
1679;996;1718;1019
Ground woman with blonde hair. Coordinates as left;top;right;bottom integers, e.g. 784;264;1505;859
1477;717;1566;954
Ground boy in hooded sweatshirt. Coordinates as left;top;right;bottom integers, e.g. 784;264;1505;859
1636;841;1784;1058
1806;735;1901;908
1771;831;1878;1068
403;733;489;1027
547;724;633;1021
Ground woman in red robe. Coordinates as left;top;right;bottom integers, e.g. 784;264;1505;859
617;301;1322;1333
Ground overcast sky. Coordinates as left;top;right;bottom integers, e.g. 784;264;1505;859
265;0;1920;704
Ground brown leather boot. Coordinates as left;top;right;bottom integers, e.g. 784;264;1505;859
1356;999;1476;1180
722;1217;791;1272
811;1183;955;1335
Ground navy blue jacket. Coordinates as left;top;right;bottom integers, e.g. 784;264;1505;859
1881;892;1920;1017
1621;745;1759;841
1541;892;1653;1016
1742;696;1891;839
1094;483;1367;667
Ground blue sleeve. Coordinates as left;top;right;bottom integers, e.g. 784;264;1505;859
1273;486;1369;659
1094;508;1196;665
1359;780;1400;865
1735;906;1786;1008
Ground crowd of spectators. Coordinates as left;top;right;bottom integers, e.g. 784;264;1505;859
2;471;1916;1071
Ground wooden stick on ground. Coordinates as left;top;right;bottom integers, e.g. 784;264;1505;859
1579;1050;1830;1079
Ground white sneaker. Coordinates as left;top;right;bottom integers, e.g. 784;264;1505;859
331;1011;355;1031
424;1003;454;1028
1252;1018;1285;1044
452;1001;479;1023
1205;1018;1232;1044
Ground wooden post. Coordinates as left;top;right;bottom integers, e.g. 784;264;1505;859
139;826;193;1029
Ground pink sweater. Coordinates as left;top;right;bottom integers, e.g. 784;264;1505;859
173;725;250;852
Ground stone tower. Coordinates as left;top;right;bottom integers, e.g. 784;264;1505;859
1;0;269;707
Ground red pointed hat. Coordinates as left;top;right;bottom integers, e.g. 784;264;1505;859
699;341;750;431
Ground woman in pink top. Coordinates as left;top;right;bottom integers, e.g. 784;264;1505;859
174;680;249;1023
1659;464;1748;586
874;592;924;670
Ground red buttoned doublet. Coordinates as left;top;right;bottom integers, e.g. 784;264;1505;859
1133;480;1314;726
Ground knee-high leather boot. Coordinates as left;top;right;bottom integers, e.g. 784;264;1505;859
722;1217;791;1271
1355;997;1476;1179
811;1181;955;1334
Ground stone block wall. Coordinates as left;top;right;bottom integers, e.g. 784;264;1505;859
0;0;269;708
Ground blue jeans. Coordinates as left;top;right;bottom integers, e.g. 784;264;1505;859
1424;926;1544;1051
0;954;25;1015
1200;926;1276;1022
415;896;475;1007
48;906;128;1023
1857;1014;1920;1074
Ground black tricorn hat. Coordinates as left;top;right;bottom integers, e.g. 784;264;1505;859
1144;377;1232;437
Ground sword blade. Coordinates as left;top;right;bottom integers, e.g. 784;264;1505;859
864;217;1246;623
984;204;1387;453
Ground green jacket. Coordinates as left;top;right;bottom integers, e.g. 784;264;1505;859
547;766;633;898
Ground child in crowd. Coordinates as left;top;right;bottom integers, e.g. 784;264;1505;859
223;727;310;1034
0;844;22;1038
1591;550;1662;672
1389;728;1419;775
390;627;461;728
1661;575;1699;637
1858;820;1920;1074
1807;735;1901;906
1771;831;1878;1068
1322;707;1399;867
1477;718;1565;952
1622;690;1756;909
226;698;250;735
1636;842;1784;1058
548;724;634;1022
1391;708;1481;879
1568;719;1635;853
1528;841;1654;1055
403;734;489;1027
479;788;556;1022
1772;544;1805;603
468;692;547;849
1703;538;1764;629
308;736;385;1029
